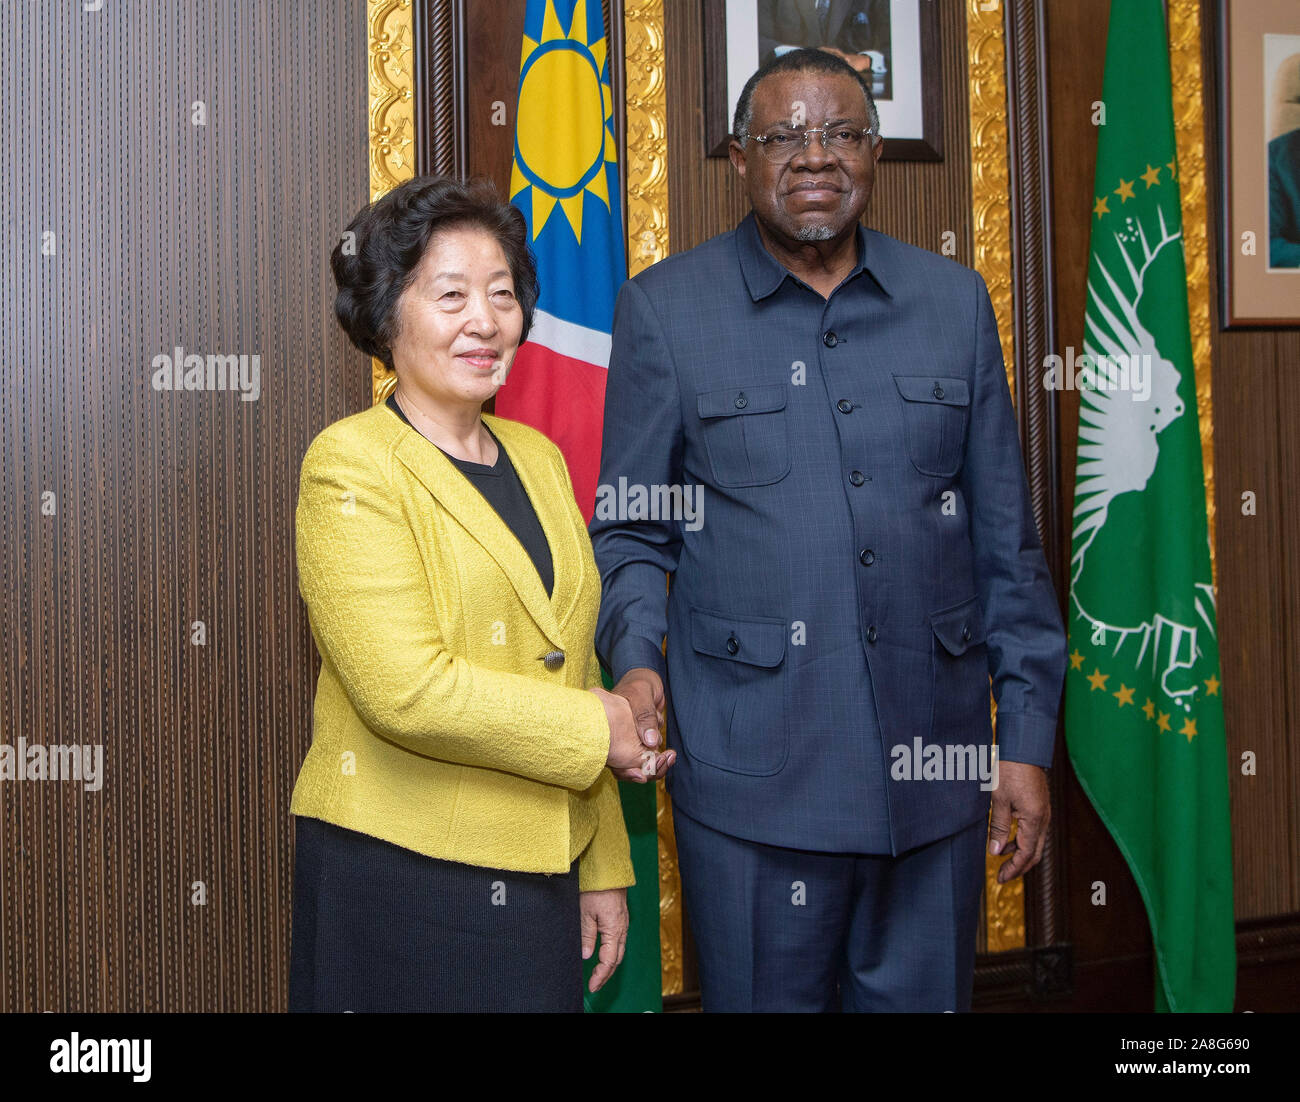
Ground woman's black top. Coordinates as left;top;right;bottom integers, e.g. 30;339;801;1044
386;394;554;598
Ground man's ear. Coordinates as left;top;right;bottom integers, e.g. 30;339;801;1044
728;139;748;178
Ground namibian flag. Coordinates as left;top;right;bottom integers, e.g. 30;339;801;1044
501;0;626;523
503;0;660;1015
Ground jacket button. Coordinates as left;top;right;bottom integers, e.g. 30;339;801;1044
726;634;740;655
543;650;565;671
734;392;748;409
823;331;838;347
859;548;875;566
849;470;865;486
867;625;878;644
961;624;972;643
837;399;854;414
933;383;945;400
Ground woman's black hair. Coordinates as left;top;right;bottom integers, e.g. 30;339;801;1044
331;175;539;370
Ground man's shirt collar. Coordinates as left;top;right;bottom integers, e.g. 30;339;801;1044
735;210;893;302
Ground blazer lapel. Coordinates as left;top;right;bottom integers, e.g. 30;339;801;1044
392;426;566;652
489;417;585;634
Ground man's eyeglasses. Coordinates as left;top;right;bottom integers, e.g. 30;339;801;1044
741;124;879;163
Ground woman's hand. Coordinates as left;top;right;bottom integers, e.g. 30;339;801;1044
580;887;628;993
589;687;675;782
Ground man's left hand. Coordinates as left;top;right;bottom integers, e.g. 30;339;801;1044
988;761;1050;883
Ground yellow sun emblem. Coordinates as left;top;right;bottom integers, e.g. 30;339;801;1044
510;0;617;243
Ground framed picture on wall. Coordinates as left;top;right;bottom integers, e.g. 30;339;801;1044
1218;0;1300;327
703;0;942;160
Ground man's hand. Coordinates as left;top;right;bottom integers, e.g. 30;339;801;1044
611;667;676;780
590;687;653;782
817;45;873;73
580;887;628;993
988;760;1050;883
590;673;675;782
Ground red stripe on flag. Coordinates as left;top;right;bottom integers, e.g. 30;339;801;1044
493;342;607;523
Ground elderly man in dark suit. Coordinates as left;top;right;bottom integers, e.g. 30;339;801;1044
590;49;1066;1011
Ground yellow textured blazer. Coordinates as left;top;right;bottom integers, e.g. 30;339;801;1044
289;401;633;892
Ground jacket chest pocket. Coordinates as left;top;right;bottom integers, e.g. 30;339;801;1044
893;375;971;478
696;384;791;488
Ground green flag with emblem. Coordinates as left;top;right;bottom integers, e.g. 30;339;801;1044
1063;0;1234;1012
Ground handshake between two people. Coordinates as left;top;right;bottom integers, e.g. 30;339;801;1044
589;668;677;783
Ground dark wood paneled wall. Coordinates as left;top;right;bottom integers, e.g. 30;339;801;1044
464;1;528;189
1200;0;1300;925
0;1;369;1009
1046;0;1300;1010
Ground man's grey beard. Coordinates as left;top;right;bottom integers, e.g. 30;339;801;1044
794;223;837;241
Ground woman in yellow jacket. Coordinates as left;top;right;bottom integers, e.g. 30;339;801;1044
288;175;674;1012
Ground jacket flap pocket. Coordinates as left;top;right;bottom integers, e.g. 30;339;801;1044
697;384;788;419
690;607;787;667
893;375;971;407
930;596;987;656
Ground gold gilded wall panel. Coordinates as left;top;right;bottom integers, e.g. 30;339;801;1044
622;0;682;998
368;0;416;405
1169;0;1216;584
967;0;1024;952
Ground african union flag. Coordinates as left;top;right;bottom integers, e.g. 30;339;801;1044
499;0;625;522
1064;0;1234;1011
501;0;660;1015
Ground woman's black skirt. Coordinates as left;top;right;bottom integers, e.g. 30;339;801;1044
288;815;583;1012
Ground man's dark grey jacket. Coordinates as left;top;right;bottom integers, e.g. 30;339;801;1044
590;212;1066;855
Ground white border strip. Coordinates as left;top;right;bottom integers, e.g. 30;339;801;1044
525;309;612;368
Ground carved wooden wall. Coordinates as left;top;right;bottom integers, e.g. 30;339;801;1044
0;0;369;1009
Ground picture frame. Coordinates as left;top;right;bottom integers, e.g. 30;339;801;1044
703;0;942;161
1217;0;1300;327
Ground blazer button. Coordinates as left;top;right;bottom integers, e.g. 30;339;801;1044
859;548;875;566
933;383;945;400
734;392;748;409
542;650;565;671
726;634;740;655
867;625;878;644
961;624;972;643
823;331;838;347
837;399;854;414
849;470;865;486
